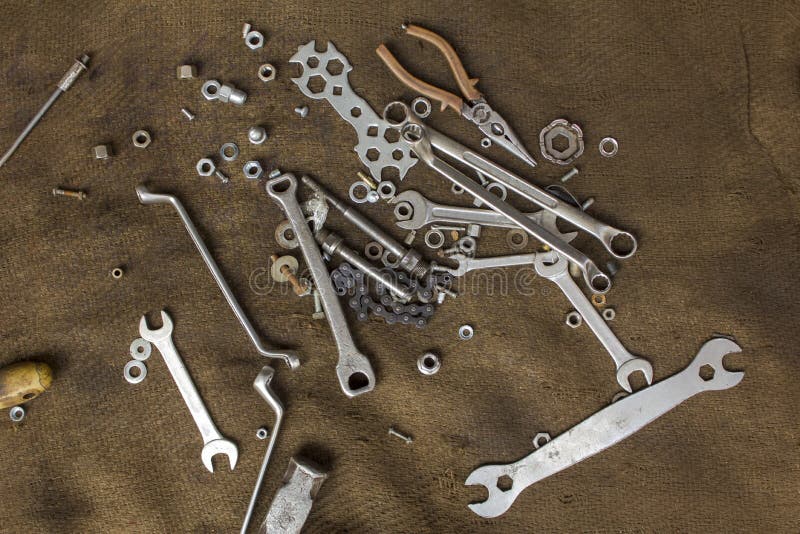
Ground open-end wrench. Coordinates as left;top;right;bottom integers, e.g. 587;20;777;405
136;186;299;370
394;112;612;294
241;366;284;534
139;310;238;473
435;252;539;277
534;252;652;392
266;174;375;397
388;190;577;242
465;337;744;518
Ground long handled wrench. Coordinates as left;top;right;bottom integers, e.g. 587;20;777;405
465;337;743;518
534;252;653;392
266;174;375;397
136;186;299;370
139;311;238;473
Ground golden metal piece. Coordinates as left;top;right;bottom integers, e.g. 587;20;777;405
591;293;606;308
357;171;377;189
52;187;86;200
270;254;308;296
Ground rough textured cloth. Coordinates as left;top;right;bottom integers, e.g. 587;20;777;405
0;1;798;532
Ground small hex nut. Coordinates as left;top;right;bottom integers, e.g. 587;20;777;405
176;64;197;79
196;158;216;177
533;432;551;449
248;126;268;145
257;63;276;83
132;130;151;148
93;144;112;159
243;161;263;180
245;30;264;50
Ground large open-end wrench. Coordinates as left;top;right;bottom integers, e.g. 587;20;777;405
266;174;375;398
394;114;612;294
534;252;652;391
139;310;238;473
465;338;743;518
388;190;576;242
136;185;299;370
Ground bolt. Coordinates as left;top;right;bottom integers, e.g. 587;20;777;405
441;245;461;257
294;105;309;118
270;254;308;296
311;289;325;320
436;285;457;298
181;107;195;121
436;291;446;304
430;225;466;232
268;169;281;179
560;168;579;182
215;170;230;184
403;230;417;246
388;427;413;444
357;170;377;189
581;197;595;211
242;22;252;38
52;187;86;200
606;261;619;277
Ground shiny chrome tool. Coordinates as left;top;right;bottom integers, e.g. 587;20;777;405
0;54;90;169
136;186;299;369
465;338;743;518
377;25;536;168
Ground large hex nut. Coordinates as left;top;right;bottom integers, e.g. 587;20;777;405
93;144;112;159
243;160;263;180
539;119;584;165
245;30;264;50
196;158;216;177
176;64;197;79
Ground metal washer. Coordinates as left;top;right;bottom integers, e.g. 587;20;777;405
130;338;152;361
124;360;147;384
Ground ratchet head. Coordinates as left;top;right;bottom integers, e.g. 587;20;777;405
388;190;429;230
687;338;744;391
201;438;239;473
616;358;654;393
464;463;522;518
138;310;174;343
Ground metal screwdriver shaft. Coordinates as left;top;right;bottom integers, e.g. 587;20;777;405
0;54;90;169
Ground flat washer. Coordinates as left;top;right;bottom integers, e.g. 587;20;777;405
424;229;445;249
124;360;147;384
271;255;299;282
275;220;299;249
9;406;25;422
349;182;371;204
458;325;474;340
599;137;619;158
130;338;152;361
506;229;528;250
411;96;432;118
220;142;240;162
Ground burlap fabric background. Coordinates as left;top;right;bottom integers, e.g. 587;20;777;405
0;1;798;532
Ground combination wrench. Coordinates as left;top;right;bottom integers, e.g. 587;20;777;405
266;173;375;397
533;252;652;392
388;190;576;242
465;337;743;518
139;310;238;473
435;252;539;277
136;185;299;370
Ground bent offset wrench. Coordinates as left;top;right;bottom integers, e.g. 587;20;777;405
466;337;743;518
136;186;299;370
421;118;638;259
266;174;375;397
534;252;652;392
397;118;612;294
139;311;238;473
241;366;284;534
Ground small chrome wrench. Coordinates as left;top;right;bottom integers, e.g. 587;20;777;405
266;174;375;397
139;310;238;473
435;252;539;277
534;252;653;392
388;190;576;241
465;338;744;518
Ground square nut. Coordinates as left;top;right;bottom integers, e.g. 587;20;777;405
176;64;197;80
93;144;112;159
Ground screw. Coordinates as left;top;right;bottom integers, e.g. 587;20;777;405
242;22;252;38
436;285;457;299
181;107;195;121
268;169;281;179
294;105;309;118
560;168;579;182
311;289;325;320
606;261;620;277
436;291;446;304
388;427;413;444
357;170;377;189
403;230;416;246
52;187;86;200
270;254;308;296
581;197;595;211
215;170;230;184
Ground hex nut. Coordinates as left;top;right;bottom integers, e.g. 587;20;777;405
196;158;216;177
132;130;151;148
245;30;264;50
458;324;474;340
539;119;584;165
566;311;582;328
257;63;276;83
417;352;441;375
248;126;268;145
533;432;551;449
256;427;269;440
176;64;197;79
93;144;112;159
243;161;263;180
602;308;616;321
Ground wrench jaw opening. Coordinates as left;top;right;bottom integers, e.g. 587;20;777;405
464;466;522;519
336;354;376;398
687;338;744;391
138;311;173;342
201;439;239;473
616;359;654;393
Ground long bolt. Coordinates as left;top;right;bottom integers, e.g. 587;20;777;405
270;254;308;296
388;427;413;444
357;170;377;189
52;187;86;200
0;54;90;169
181;107;195;121
581;197;595;211
560;168;579;182
311;289;325;320
214;170;230;184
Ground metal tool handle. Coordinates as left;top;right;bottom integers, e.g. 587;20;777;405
405;24;481;101
266;174;375;398
465;338;744;518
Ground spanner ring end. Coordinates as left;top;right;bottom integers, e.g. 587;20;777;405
607;230;638;259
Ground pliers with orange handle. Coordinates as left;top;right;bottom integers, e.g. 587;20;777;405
376;24;536;168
